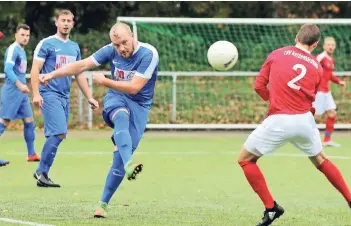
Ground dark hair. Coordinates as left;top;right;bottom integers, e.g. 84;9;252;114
55;9;74;19
296;24;321;46
16;24;30;32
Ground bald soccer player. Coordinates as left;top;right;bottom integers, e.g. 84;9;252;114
39;22;159;218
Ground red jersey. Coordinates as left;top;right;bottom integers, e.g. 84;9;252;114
254;46;323;116
316;51;340;92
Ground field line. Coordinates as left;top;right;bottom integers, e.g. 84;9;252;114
0;218;54;226
3;151;351;159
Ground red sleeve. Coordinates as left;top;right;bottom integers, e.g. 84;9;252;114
254;54;273;101
330;72;341;84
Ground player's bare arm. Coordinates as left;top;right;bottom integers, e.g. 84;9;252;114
92;73;149;95
40;57;98;83
30;59;45;107
75;73;99;110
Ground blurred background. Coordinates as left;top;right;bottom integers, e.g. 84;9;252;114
1;1;351;130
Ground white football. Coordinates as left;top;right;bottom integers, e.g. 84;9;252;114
207;41;239;71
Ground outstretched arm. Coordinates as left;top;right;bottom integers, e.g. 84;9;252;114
42;57;98;83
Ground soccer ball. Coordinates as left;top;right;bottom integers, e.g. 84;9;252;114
207;41;239;71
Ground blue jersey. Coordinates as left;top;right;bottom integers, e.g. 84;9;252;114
92;42;159;107
34;35;81;97
4;42;27;84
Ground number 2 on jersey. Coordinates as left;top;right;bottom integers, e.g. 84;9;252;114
288;64;307;90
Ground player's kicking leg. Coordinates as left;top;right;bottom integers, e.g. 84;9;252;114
94;107;145;218
0;118;10;167
110;108;143;180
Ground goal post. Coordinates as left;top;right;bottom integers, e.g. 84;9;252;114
114;17;351;130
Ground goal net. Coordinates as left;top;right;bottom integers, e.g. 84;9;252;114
117;17;351;129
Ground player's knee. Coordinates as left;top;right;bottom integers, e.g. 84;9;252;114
309;152;328;167
237;145;259;164
57;134;67;139
0;118;10;126
111;108;129;123
327;110;337;118
23;117;34;123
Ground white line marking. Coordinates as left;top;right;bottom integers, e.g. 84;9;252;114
0;218;54;226
3;151;351;160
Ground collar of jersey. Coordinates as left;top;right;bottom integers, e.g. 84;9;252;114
132;41;141;56
13;41;24;49
321;51;333;60
294;45;311;54
54;34;69;43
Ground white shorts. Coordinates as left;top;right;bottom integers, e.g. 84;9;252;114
312;91;336;115
244;112;322;157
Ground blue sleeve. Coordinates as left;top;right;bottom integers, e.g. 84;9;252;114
33;40;48;62
135;48;159;79
91;44;113;66
5;45;18;65
4;63;18;83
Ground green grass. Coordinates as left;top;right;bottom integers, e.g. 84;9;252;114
0;131;351;225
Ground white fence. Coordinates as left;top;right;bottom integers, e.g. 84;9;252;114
1;71;351;130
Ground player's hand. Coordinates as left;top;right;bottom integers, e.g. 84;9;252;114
39;73;54;85
92;73;106;86
340;81;346;88
32;94;44;108
88;98;99;110
16;83;30;93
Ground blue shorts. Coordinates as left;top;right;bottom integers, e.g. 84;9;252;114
0;84;33;120
41;92;69;137
103;92;150;151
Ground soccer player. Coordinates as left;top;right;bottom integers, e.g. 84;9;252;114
30;9;99;187
39;22;159;218
238;24;351;226
313;37;346;147
0;24;40;167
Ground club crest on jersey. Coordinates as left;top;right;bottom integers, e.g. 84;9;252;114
114;68;135;81
55;55;76;69
19;59;27;73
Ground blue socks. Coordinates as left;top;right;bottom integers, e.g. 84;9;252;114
112;111;132;166
36;135;63;174
0;122;6;136
24;121;36;156
1;121;36;156
101;151;125;203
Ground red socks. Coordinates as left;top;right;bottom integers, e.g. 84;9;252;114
324;116;336;142
239;161;274;209
318;159;351;203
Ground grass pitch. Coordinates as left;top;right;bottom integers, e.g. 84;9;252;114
0;131;350;226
